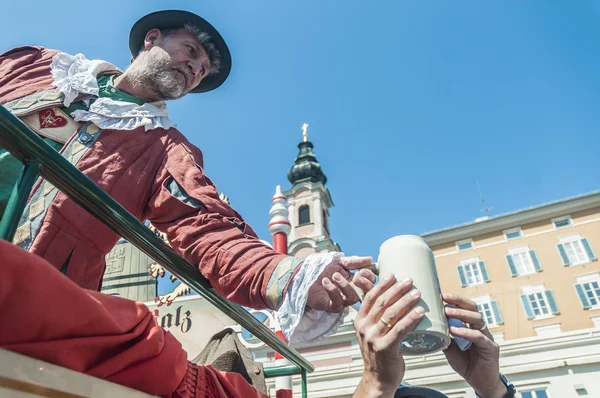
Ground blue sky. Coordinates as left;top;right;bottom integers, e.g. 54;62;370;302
2;1;599;289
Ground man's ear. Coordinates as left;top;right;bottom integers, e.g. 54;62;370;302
143;28;162;51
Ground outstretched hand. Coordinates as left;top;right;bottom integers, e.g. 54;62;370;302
352;273;425;397
442;293;507;398
306;255;375;313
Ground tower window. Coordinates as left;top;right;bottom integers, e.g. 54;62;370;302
299;205;310;225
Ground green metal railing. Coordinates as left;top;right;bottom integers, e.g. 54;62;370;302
0;105;311;397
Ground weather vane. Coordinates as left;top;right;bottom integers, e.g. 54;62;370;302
302;123;309;142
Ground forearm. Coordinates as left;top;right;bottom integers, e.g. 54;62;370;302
353;375;395;398
171;223;299;309
476;381;508;398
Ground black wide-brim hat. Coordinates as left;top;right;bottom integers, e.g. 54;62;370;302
129;10;232;93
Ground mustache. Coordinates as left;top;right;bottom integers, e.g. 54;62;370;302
171;66;192;87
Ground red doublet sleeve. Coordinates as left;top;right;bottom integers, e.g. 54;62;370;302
0;240;269;398
0;239;187;397
145;140;303;310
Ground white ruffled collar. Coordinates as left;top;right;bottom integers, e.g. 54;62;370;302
50;52;176;131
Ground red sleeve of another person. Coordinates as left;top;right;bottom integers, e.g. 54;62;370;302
0;239;268;397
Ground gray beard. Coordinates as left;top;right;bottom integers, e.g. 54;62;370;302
128;48;188;100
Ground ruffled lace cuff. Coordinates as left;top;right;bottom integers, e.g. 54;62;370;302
277;252;348;344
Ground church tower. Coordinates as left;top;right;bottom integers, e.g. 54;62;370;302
284;124;340;258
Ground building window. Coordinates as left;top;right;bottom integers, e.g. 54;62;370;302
552;215;572;229
457;259;490;287
298;205;310;225
557;236;596;266
473;295;503;328
456;238;473;251
504;227;522;240
521;388;549;398
323;209;329;234
574;385;588;396
575;273;600;310
520;285;559;320
506;248;542;277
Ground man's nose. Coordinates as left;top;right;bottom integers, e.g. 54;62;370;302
186;60;200;78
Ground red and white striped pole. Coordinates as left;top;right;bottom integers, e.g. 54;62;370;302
268;185;293;398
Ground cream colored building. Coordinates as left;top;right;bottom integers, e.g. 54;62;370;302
426;191;600;342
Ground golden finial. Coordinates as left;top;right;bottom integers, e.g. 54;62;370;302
302;123;309;142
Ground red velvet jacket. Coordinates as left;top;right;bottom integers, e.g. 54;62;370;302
0;46;302;311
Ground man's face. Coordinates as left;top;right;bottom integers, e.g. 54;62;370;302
132;29;212;100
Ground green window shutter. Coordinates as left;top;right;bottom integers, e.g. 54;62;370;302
546;290;559;314
575;284;591;309
530;250;542;272
479;261;490;282
581;238;597;261
506;254;518;276
457;265;467;287
557;244;571;266
491;300;503;325
520;294;534;319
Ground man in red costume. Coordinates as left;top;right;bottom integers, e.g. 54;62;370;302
0;10;372;345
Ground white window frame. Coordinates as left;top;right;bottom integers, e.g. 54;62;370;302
503;227;523;240
456;238;474;251
576;273;600;310
520;387;551;398
560;235;592;266
509;246;536;276
460;257;485;286
552;215;572;229
472;295;501;328
522;284;554;320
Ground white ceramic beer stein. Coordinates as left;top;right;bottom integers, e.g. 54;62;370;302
376;235;451;355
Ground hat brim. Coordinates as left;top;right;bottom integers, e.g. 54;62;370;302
129;10;232;93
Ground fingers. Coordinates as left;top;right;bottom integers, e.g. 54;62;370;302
443;293;494;338
351;272;375;303
330;272;360;305
322;277;345;312
339;256;374;270
328;269;378;306
353;271;375;294
443;293;478;312
366;277;415;324
380;306;425;347
449;326;499;357
358;269;377;285
359;273;397;316
445;307;485;329
374;287;421;335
